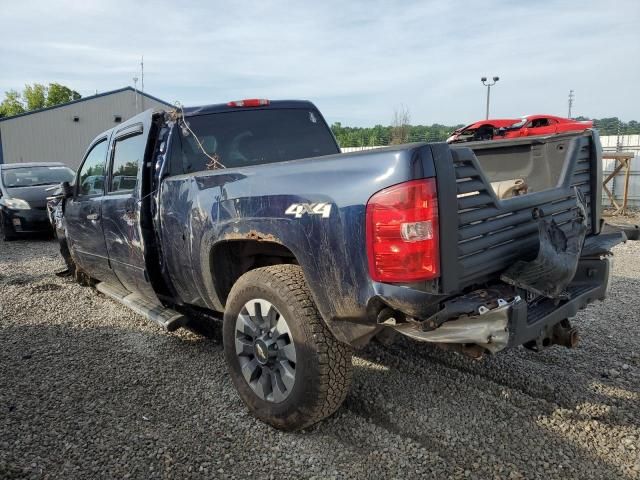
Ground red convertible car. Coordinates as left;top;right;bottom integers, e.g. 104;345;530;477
498;115;593;139
446;118;518;143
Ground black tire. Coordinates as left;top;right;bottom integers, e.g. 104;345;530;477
223;264;352;431
0;216;16;241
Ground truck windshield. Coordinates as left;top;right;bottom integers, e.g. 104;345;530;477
2;165;75;188
172;108;339;173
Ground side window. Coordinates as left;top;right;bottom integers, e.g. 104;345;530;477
530;118;551;128
109;132;145;193
78;140;108;196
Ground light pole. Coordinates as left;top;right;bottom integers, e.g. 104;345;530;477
481;76;499;119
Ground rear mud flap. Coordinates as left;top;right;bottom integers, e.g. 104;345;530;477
500;189;588;300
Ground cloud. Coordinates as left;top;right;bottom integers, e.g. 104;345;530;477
0;0;638;125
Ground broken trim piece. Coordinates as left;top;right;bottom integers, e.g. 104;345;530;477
391;297;521;353
501;188;588;299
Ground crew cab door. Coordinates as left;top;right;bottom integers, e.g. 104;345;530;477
101;111;157;299
64;136;122;285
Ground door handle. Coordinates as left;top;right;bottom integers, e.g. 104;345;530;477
86;213;100;221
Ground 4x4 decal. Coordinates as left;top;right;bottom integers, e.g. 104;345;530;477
285;202;332;219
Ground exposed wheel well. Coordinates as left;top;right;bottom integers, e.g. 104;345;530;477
210;240;298;306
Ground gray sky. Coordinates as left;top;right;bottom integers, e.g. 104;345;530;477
1;0;638;126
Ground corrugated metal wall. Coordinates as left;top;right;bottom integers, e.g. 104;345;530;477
0;90;169;170
600;135;640;208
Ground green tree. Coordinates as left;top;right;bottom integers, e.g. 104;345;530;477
390;105;411;144
23;83;47;110
45;83;81;107
0;82;82;118
0;90;25;117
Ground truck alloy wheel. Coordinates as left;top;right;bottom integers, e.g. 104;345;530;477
223;264;352;431
234;298;297;403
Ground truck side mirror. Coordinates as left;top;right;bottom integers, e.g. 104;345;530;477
61;181;73;198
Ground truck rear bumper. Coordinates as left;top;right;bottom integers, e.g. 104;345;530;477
390;256;612;354
508;256;611;349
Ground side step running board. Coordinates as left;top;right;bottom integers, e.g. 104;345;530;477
96;282;187;332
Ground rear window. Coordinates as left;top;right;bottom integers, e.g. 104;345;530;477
171;108;339;174
109;132;144;193
2;165;74;188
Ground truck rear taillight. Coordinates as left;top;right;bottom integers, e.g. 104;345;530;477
366;178;439;283
227;99;270;107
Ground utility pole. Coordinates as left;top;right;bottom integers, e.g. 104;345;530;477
481;76;499;119
140;56;144;110
616;120;622;152
133;77;139;112
568;90;574;118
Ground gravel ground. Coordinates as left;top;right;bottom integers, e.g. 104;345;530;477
1;238;639;479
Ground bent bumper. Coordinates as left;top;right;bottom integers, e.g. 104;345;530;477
1;207;52;234
391;256;612;353
507;256;611;349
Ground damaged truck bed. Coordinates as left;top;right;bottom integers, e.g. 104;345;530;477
374;132;623;357
50;100;624;430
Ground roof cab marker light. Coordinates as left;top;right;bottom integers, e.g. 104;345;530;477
227;99;270;107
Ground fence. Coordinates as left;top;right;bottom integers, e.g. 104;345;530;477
340;146;384;153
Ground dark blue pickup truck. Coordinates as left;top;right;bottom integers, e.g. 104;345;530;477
52;99;623;430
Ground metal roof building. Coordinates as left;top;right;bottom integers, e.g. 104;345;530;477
0;87;171;170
